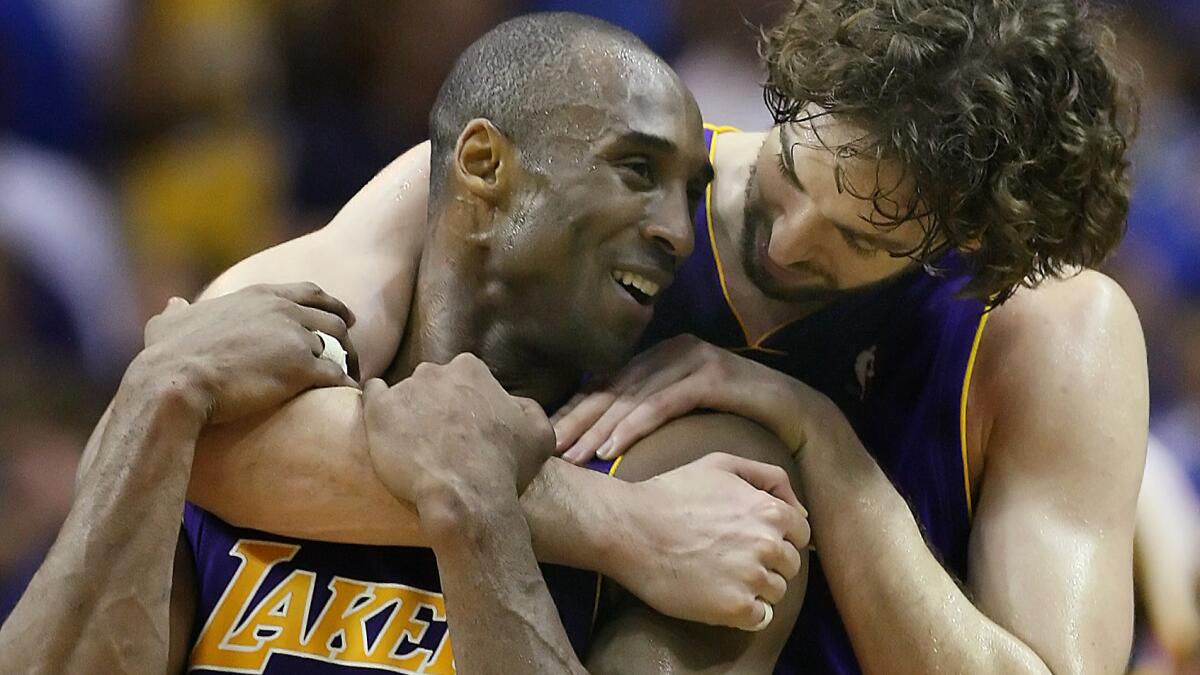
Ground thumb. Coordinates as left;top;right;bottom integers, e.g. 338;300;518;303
718;454;801;508
164;296;190;314
362;377;388;402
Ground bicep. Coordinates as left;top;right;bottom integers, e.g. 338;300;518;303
199;142;431;379
968;276;1148;674
188;387;423;545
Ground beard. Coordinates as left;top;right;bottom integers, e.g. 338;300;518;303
739;165;910;305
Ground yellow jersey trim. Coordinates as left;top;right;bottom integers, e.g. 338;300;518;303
703;124;794;355
702;124;756;349
591;455;629;627
959;310;990;520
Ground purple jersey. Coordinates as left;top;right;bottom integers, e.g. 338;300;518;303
183;463;613;672
639;125;989;674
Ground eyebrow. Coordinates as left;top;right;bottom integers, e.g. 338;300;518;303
620;130;677;154
620;130;714;185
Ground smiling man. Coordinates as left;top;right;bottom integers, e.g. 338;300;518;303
30;12;813;675
173;1;1143;673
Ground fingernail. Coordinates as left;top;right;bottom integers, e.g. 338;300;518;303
596;439;614;460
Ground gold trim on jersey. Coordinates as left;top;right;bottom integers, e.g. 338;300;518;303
703;123;791;355
959;310;991;520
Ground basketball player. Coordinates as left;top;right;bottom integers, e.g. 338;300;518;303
0;285;362;672
186;1;1147;673
35;13;809;674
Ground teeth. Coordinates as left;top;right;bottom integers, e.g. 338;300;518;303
611;270;660;298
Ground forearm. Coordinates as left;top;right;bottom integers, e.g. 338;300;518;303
0;356;203;674
423;491;588;675
192;399;626;568
798;423;1050;675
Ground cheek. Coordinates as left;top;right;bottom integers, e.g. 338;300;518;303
838;252;912;286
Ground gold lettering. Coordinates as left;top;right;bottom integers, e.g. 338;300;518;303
190;540;301;671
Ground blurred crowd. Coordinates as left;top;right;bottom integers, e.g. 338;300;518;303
0;0;1197;671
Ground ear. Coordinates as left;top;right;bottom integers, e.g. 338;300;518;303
453;118;515;205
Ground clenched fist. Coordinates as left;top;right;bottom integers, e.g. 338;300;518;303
361;353;555;509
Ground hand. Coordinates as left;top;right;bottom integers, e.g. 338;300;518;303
361;353;555;508
611;452;810;630
140;283;360;424
554;334;821;463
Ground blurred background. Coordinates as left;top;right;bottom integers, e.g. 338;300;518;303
0;0;1196;671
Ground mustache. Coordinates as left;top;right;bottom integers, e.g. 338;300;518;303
741;199;835;287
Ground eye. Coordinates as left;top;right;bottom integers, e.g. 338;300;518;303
837;226;881;258
617;158;655;187
775;151;802;191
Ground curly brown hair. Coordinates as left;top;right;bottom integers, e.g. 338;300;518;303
762;0;1136;303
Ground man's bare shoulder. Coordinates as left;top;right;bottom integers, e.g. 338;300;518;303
321;140;431;251
976;270;1144;398
971;269;1147;471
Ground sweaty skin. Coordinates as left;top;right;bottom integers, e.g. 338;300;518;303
554;123;1150;675
210;114;1147;674
152;19;805;672
183;130;807;640
1;285;360;674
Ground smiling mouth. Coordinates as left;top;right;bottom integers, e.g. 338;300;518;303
611;270;661;306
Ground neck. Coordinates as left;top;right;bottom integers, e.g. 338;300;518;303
391;210;580;409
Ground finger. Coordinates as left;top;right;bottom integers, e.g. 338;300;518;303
562;392;645;464
757;571;788;606
786;510;812;552
309;355;358;389
604;382;705;459
304;327;326;358
717;455;801;508
553;390;617;455
740;598;773;632
549;391;588;427
768;540;804;580
294;306;360;379
361;378;388;417
272;282;357;328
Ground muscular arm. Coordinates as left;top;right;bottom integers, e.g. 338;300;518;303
796;272;1147;674
423;413;806;675
190;387;637;568
198;141;430;378
586;413;808;674
0;355;204;674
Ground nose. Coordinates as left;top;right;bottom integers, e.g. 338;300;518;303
767;204;821;267
640;196;695;261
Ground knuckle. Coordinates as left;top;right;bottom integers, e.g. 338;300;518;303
753;534;778;559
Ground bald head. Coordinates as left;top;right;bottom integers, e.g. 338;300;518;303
427;12;678;206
